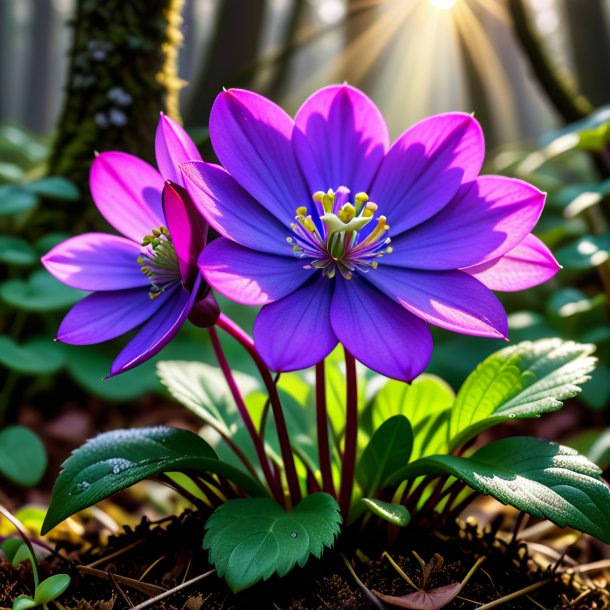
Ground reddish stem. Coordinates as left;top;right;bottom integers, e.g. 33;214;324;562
208;326;283;503
316;361;335;496
217;314;302;507
339;349;358;517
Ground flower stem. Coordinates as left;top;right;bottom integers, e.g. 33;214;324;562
216;314;302;507
339;349;358;518
208;326;283;503
316;361;335;496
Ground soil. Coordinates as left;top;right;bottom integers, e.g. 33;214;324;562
1;509;608;610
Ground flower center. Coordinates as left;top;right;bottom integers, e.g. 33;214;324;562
287;188;392;279
137;226;181;299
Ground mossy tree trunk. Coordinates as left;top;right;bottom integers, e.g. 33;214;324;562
48;0;185;193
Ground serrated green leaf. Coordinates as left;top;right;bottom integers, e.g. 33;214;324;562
156;360;258;434
361;499;410;527
556;235;610;269
388;437;610;543
449;339;596;451
203;493;341;592
0;269;84;312
0;336;65;375
0;426;47;487
34;573;71;604
357;415;413;496
370;375;454;459
42;426;267;534
0;236;37;266
12;595;37;610
26;177;79;201
0;185;37;216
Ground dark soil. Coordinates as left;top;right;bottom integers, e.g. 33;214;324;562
1;510;608;610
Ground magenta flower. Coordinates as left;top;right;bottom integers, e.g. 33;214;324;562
42;115;218;376
182;85;559;381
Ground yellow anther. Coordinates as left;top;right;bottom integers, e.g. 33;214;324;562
386;247;394;254
362;201;378;218
354;192;369;213
322;190;335;214
313;191;325;203
338;203;356;223
304;216;316;232
296;206;307;217
371;261;378;269
384;224;390;231
136;257;144;264
152;229;161;237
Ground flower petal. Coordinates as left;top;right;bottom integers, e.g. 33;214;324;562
42;233;149;291
331;278;432;381
155;113;202;185
387;176;546;270
253;276;337;371
57;286;172;345
199;238;308;306
109;277;201;376
370;113;484;235
181;161;288;254
464;234;560;291
162;181;208;285
90;152;165;242
293;84;389;195
209;89;309;224
368;266;508;339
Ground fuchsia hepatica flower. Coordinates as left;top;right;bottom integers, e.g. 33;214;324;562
183;85;559;381
43;115;219;376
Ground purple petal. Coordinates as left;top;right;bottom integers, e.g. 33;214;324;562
464;234;560;291
368;266;508;339
188;290;220;327
162;181;208;285
293;85;389;195
209;89;309;225
253;276;337;371
331;278;432;381
181;161;288;255
90;152;165;242
199;238;308;306
388;176;546;270
370;113;484;236
155;113;202;185
109;277;201;376
42;233;149;291
57;286;173;345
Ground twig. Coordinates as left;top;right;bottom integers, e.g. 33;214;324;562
86;539;145;569
340;553;385;610
109;571;134;608
476;580;549;609
76;565;167;596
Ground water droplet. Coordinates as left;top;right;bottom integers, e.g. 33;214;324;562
508;413;516;419
107;458;133;475
290;532;297;539
73;481;91;494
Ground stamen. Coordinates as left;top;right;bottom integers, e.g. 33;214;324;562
137;225;181;299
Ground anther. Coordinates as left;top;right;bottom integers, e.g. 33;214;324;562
338;203;356;223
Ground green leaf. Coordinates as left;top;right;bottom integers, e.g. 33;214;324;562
389;437;610;544
370;375;454;459
26;177;79;201
556;235;610;269
448;339;596;451
541;106;610;151
34;573;71;604
587;428;610;469
34;232;72;256
0;336;65;375
555;179;610;218
0;269;84;312
42;426;267;534
157;360;258;434
12;596;37;610
357;415;413;496
361;498;410;527
0;426;47;487
0;185;37;216
0;236;37;266
204;493;341;592
1;537;23;561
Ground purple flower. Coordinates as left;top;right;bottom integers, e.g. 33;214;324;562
42;114;219;376
182;86;559;381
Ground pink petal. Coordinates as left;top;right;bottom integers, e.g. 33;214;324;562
209;89;309;225
90;152;165;242
253;276;337;371
162;181;208;285
331;278;432;381
370;113;484;236
199;238;308;306
464;234;560;291
155;113;202;185
293;84;389;194
388;176;546;270
368;266;508;339
181;161;288;255
42;233;149;291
